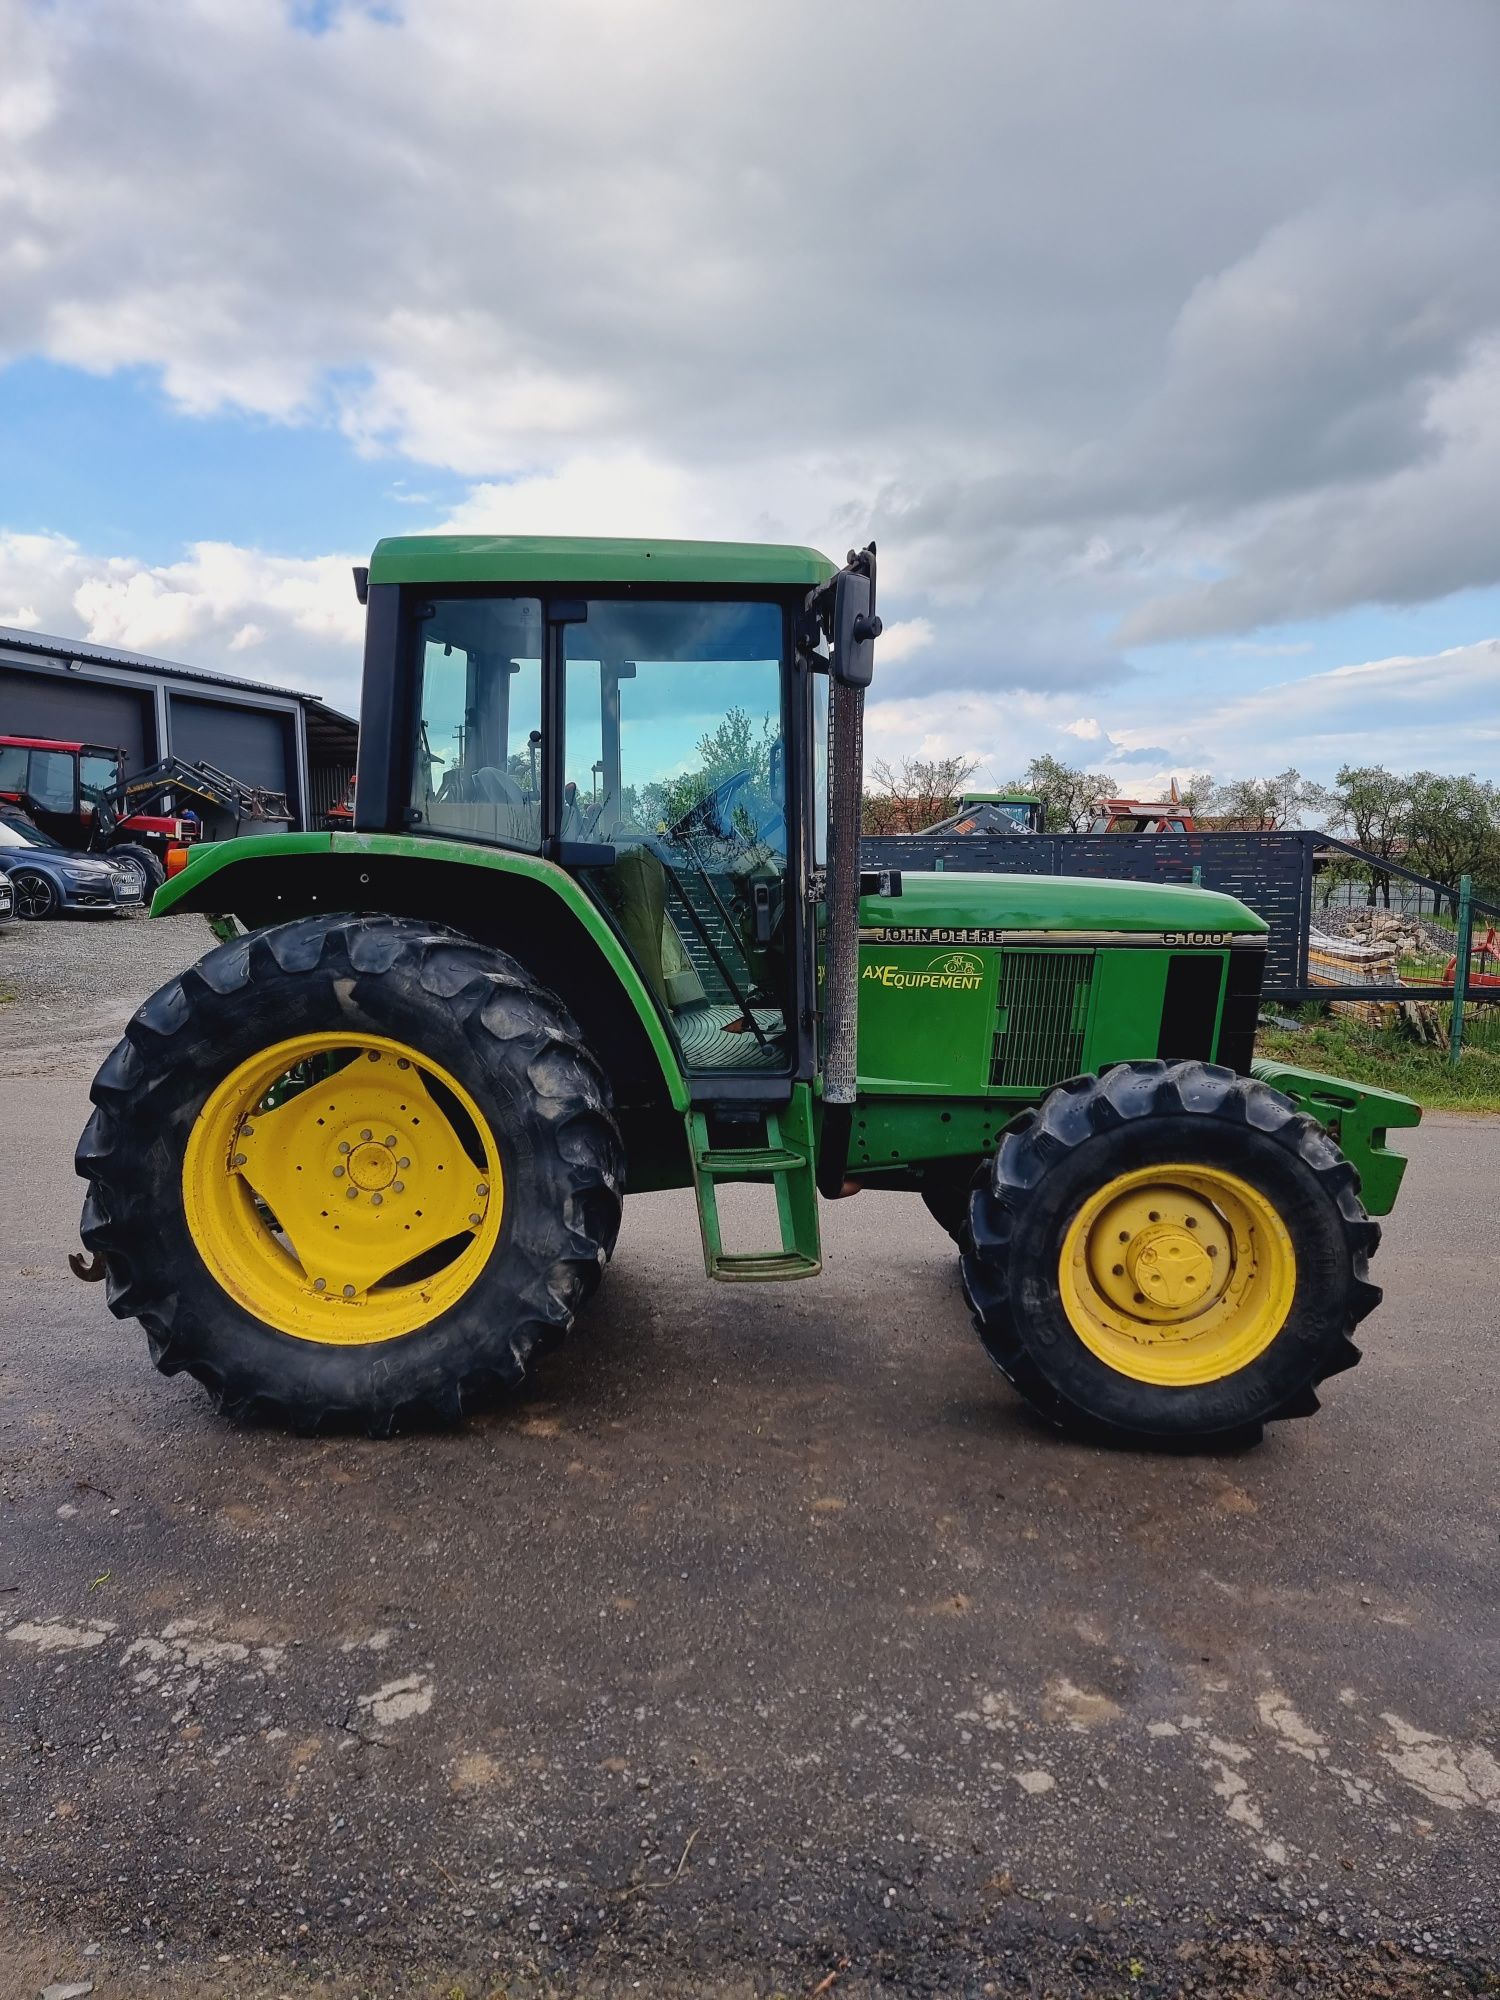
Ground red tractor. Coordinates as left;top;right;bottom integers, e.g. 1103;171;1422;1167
0;735;292;896
1091;778;1202;835
0;737;185;894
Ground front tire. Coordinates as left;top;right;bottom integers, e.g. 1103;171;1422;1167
961;1061;1381;1442
10;868;57;919
76;914;623;1433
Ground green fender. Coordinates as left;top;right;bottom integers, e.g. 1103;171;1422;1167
152;831;688;1112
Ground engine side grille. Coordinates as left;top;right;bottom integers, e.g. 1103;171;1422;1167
1217;942;1267;1074
991;950;1095;1089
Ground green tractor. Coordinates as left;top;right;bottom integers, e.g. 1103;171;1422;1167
74;536;1420;1442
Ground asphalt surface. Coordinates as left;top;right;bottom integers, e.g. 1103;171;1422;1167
1;915;1497;1999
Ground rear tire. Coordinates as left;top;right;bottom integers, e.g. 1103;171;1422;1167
76;913;623;1434
960;1060;1381;1443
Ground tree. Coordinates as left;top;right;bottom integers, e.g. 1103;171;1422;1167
1209;767;1329;831
1328;764;1412;906
863;753;979;834
1006;754;1118;833
1176;772;1217;816
1403;771;1500;905
1330;765;1411;855
655;706;778;829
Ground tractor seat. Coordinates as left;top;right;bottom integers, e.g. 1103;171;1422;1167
605;843;708;1013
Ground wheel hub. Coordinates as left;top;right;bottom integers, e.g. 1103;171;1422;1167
1127;1223;1215;1309
347;1139;398;1192
1083;1184;1234;1329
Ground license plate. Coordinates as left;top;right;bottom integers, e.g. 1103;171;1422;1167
115;880;139;902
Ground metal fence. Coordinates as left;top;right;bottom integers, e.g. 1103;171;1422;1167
862;828;1500;1060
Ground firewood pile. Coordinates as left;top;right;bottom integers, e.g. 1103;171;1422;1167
1313;906;1456;959
1307;909;1456;1042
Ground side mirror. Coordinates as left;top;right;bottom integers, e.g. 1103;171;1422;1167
829;545;882;688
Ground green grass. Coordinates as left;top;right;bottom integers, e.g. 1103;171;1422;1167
1256;1005;1500;1111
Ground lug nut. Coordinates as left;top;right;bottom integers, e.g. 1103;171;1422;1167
233;1152;247;1167
313;1278;326;1292
343;1284;356;1297
398;1157;410;1170
468;1212;481;1226
392;1181;405;1194
476;1183;489;1197
242;1123;255;1136
371;1193;383;1207
397;1057;410;1069
338;1141;351;1155
333;1165;345;1178
384;1134;396;1147
361;1129;373;1142
346;1187;358;1200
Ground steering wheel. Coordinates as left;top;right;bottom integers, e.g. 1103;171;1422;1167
666;768;755;844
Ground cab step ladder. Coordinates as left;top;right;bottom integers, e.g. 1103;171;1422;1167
687;1091;821;1281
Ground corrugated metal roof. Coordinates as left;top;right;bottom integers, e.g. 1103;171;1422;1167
0;623;357;727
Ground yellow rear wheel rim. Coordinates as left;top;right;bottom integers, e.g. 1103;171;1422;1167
1058;1163;1296;1387
182;1032;503;1345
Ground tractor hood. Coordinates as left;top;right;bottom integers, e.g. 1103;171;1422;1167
858;869;1267;942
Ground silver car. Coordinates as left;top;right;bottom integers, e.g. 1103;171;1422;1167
0;814;144;919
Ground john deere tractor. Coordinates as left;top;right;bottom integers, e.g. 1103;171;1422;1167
74;536;1419;1441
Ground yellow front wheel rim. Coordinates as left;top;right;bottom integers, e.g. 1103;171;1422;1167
1058;1163;1296;1387
182;1032;503;1345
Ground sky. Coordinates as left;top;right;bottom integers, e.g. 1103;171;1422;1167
2;0;1498;795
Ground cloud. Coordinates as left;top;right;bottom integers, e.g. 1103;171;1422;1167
0;531;363;708
6;520;1494;789
873;618;935;667
1;0;1497;658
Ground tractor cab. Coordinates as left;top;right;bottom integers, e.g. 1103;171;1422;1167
921;791;1046;835
1091;780;1198;835
400;587;803;1080
345;537;880;1277
351;539;866;1103
0;735;124;846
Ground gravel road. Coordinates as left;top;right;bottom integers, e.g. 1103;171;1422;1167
0;909;215;1074
1;918;1497;1999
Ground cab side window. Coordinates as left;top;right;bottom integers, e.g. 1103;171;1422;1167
409;598;544;850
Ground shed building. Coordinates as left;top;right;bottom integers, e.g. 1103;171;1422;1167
0;626;358;830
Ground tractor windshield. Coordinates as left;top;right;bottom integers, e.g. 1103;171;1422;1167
79;751;122;808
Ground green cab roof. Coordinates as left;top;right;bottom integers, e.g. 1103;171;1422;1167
368;534;837;590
